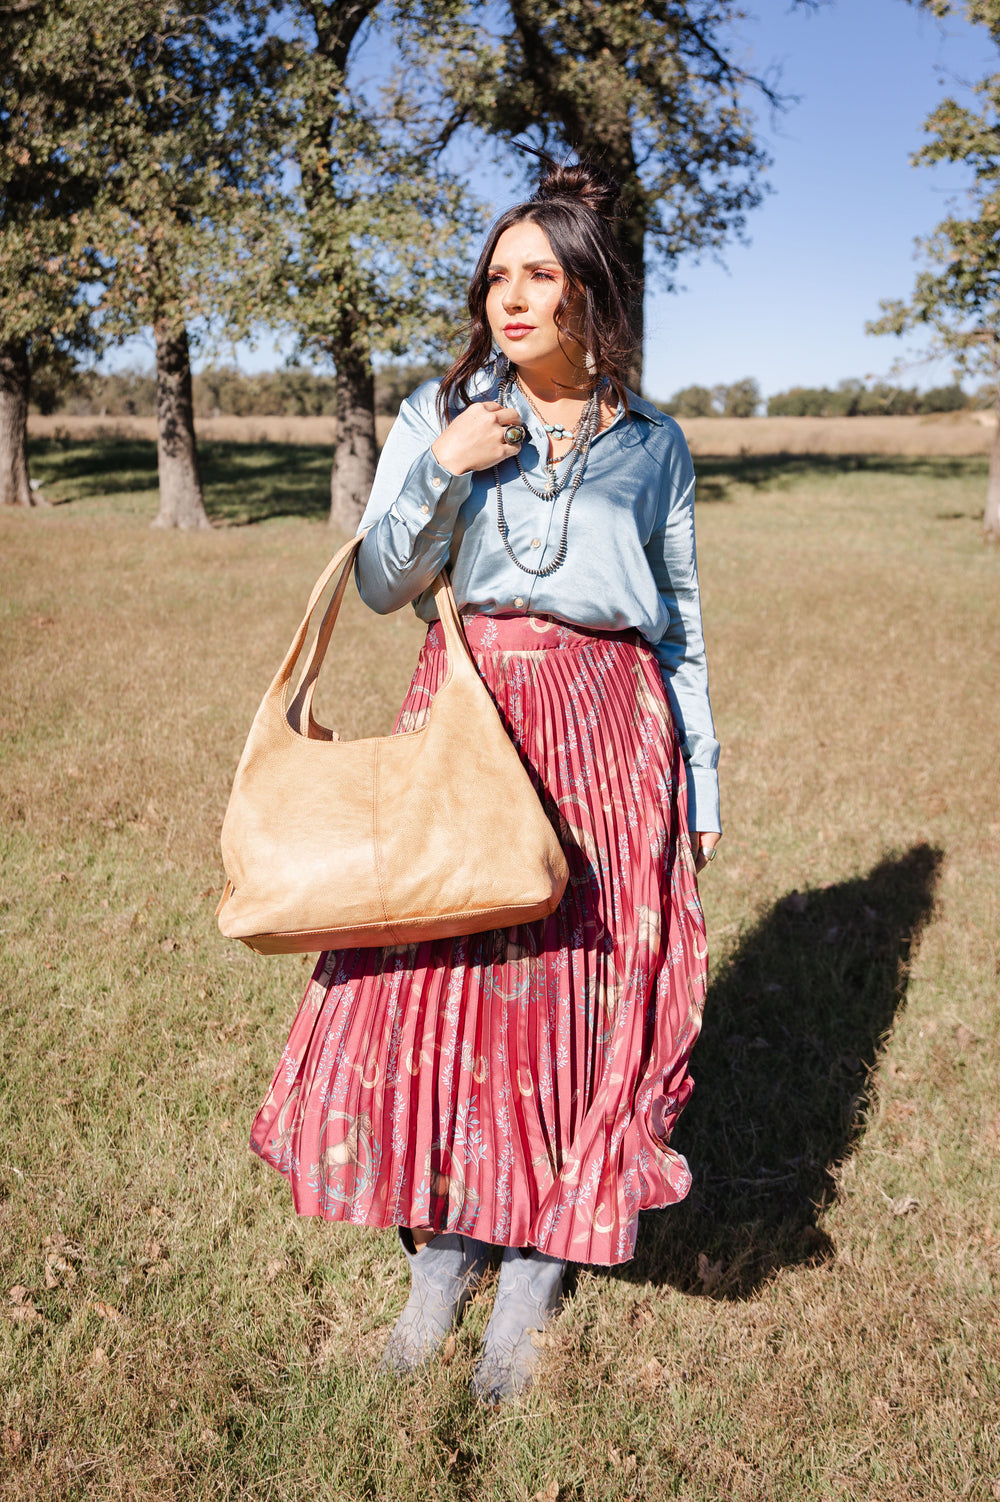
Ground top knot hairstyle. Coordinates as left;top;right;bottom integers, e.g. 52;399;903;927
437;156;639;423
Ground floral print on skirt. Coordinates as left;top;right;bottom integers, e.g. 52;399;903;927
249;612;709;1267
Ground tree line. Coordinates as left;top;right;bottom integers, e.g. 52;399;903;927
40;367;990;422
2;0;999;537
32;362;443;420
661;379;992;419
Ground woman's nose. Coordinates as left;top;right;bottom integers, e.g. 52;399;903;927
502;280;527;312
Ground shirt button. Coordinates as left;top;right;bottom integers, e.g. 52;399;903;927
430;477;442;488
530;537;541;549
420;503;430;514
513;596;525;609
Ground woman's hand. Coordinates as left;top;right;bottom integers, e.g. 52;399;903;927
693;832;721;873
431;401;524;476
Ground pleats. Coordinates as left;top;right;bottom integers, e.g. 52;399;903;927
250;613;708;1266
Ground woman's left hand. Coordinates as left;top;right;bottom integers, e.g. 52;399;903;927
693;832;721;872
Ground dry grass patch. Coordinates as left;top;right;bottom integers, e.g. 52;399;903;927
1;446;998;1500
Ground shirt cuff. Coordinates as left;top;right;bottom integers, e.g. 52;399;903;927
684;766;721;834
390;448;472;534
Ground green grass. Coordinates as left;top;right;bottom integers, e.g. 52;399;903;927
2;443;999;1500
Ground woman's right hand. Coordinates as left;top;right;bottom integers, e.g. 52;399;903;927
431;401;524;476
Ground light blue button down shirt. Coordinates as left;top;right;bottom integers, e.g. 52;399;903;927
356;372;721;832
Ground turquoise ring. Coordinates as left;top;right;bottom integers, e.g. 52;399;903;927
502;424;526;445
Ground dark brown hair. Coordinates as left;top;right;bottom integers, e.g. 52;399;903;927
437;158;638;424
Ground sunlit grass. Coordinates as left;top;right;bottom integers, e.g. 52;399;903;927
1;448;998;1500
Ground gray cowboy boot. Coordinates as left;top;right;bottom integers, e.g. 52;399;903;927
471;1245;565;1402
381;1229;492;1374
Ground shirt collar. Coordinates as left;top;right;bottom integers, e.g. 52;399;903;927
623;390;664;425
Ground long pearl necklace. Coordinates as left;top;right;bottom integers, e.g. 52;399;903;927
493;375;603;577
500;374;601;503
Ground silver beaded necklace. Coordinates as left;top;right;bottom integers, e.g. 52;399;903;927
493;375;604;578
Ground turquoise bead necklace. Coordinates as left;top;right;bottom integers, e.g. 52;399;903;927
516;375;586;443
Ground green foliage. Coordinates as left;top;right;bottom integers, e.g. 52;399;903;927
194;367;337;419
719;377;762;418
397;1;775;295
0;0;117;359
29;359;452;418
374;360;449;415
766;380;972;417
659;379;761;418
82;2;287;350
868;1;1000;397
272;4;480;367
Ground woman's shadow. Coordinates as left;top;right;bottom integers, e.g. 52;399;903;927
625;843;942;1299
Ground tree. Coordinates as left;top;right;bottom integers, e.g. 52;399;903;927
719;376;761;417
0;0;112;507
275;1;479;529
87;1;285;529
399;1;823;389
869;0;1000;539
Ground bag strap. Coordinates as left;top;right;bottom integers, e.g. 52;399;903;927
272;531;480;737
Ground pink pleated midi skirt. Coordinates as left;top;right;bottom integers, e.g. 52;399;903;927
249;612;709;1267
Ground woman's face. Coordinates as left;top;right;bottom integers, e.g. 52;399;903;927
485;219;586;383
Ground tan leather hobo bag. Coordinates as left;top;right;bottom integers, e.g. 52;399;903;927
216;533;569;955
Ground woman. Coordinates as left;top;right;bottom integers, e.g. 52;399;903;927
250;160;721;1403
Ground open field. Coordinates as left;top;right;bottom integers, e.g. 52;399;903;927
27;408;998;458
2;440;999;1500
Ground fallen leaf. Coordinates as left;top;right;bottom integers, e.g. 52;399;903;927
440;1332;457;1368
143;1239;165;1262
264;1258;285;1282
88;1300;126;1325
533;1482;559;1502
88;1346;107;1367
697;1252;724;1292
161;938;178;954
2;1429;24;1458
44;1254;75;1290
782;890;808;915
6;1287;41;1325
890;1195;920;1217
955;1024;978;1051
200;1428;220;1446
628;1300;654;1330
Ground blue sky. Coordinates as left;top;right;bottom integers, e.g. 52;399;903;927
107;0;995;399
639;0;995;401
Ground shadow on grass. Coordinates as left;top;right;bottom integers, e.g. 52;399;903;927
29;436;987;518
625;843;942;1300
693;452;986;504
27;437;332;524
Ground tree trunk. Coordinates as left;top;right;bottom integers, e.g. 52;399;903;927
151;320;210;531
330;335;377;532
0;339;39;508
617;198;646;393
985;399;1000;543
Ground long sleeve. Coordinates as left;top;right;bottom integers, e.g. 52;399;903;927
355;385;472;614
644;438;721;834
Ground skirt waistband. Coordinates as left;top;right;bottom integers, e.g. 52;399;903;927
426;612;640;654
